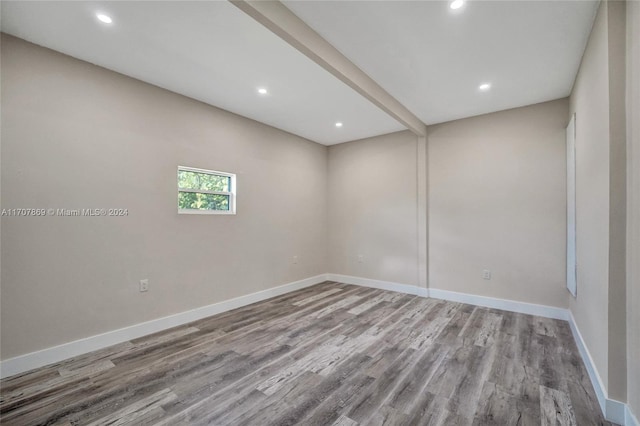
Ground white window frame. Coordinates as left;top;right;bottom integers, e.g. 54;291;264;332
178;166;236;215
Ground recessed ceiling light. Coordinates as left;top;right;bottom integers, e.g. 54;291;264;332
450;0;465;10
257;88;268;95
479;83;491;91
96;13;113;24
335;122;343;128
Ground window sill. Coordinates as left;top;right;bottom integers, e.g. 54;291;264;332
178;209;236;215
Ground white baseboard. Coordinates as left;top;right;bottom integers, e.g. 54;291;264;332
569;310;610;414
567;311;629;425
627;405;640;426
428;288;570;320
326;273;428;297
607;399;628;426
0;274;329;379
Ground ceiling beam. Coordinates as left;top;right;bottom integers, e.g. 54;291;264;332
230;0;427;137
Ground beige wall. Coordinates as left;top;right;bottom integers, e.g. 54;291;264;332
428;99;569;308
327;130;420;287
605;0;628;402
569;0;611;391
569;0;631;402
627;0;640;419
0;35;328;359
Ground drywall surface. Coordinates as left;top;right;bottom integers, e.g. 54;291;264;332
626;0;640;419
428;99;569;308
327;130;420;286
0;35;328;359
605;0;628;403
568;0;611;395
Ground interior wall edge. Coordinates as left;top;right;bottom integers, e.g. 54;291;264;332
567;0;611;396
625;0;640;421
606;0;628;403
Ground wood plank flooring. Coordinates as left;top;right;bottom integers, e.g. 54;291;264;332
0;282;613;425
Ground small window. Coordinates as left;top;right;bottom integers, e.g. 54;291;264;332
178;166;236;214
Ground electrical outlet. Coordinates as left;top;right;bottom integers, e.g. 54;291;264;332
357;254;365;263
482;270;491;280
139;279;149;292
292;255;299;265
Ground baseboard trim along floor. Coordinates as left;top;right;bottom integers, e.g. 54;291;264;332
0;274;328;379
428;288;569;321
627;406;640;426
326;273;429;297
567;311;628;425
0;273;635;425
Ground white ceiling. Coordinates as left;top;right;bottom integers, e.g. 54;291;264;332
284;0;599;125
0;1;405;145
1;1;601;142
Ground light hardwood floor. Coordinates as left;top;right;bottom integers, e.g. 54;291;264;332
0;282;612;425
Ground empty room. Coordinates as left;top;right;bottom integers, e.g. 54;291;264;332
0;0;638;425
